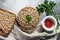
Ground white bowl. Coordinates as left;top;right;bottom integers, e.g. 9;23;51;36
42;16;57;31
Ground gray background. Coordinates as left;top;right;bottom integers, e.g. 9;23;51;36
0;0;60;40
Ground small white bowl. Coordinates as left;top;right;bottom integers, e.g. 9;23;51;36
42;16;57;31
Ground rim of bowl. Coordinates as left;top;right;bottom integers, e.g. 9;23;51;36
42;16;57;31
